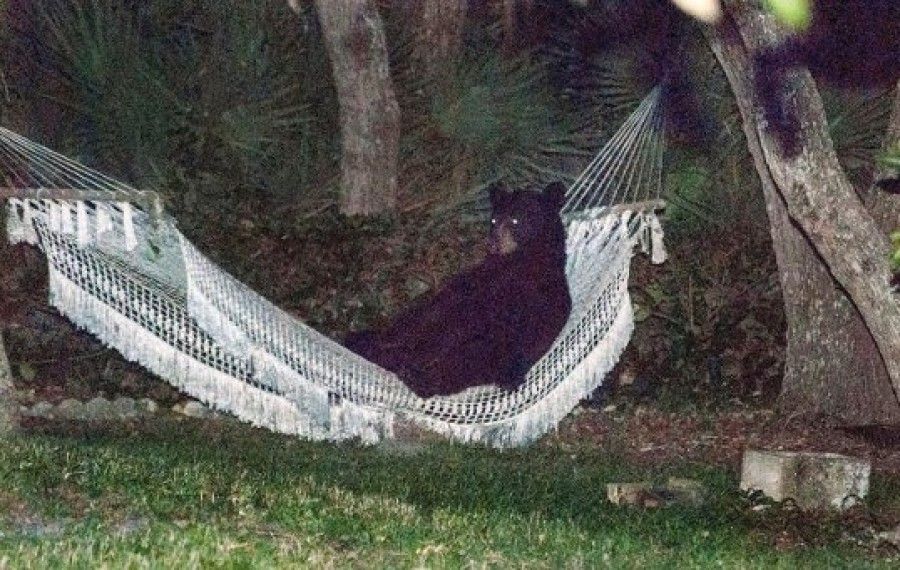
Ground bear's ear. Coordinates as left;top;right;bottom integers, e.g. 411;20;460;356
543;181;567;211
488;181;511;209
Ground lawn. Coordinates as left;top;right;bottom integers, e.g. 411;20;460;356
0;417;897;568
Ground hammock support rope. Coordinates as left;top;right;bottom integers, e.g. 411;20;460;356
0;89;667;447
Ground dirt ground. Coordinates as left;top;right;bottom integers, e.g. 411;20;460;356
549;404;900;475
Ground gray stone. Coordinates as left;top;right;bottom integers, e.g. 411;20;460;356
740;450;871;510
56;398;85;420
181;401;213;419
113;515;149;536
665;477;706;506
137;398;158;415
29;401;54;419
0;336;14;434
607;482;652;506
877;524;900;547
111;397;138;419
83;397;114;421
405;277;431;299
15;518;66;538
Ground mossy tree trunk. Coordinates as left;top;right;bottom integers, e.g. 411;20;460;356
706;1;900;425
292;0;400;216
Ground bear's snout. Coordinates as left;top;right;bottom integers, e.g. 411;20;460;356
488;224;518;255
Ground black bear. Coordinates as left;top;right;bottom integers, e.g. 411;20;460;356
345;181;572;398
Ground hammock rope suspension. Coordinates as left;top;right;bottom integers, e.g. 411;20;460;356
0;88;667;447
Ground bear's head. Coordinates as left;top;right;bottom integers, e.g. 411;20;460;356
487;181;567;256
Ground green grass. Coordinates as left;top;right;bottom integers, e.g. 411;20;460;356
0;419;895;568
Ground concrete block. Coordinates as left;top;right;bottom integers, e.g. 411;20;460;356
666;477;706;506
740;450;870;510
607;482;652;506
137;398;159;414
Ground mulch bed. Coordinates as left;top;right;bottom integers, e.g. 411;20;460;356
550;404;900;475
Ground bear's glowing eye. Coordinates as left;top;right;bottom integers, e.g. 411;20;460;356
511;218;518;225
490;218;497;225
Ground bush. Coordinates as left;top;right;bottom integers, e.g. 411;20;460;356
382;2;596;219
6;0;337;227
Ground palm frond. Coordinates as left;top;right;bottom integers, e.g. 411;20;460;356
824;88;893;174
396;50;594;219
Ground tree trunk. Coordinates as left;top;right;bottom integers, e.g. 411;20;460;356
307;0;400;216
403;0;467;82
766;184;899;425
706;1;900;424
0;331;15;435
500;0;536;55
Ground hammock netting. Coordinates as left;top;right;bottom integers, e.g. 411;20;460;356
0;88;666;447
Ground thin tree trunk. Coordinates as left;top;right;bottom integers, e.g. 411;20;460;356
0;331;15;435
706;1;900;424
501;0;517;55
404;0;467;82
501;0;533;55
303;0;400;216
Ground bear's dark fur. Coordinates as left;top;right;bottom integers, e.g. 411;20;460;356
345;181;572;398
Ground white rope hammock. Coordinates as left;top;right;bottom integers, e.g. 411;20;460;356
1;88;667;447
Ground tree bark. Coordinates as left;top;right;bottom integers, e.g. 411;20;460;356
403;0;467;82
306;0;400;216
764;177;899;424
0;331;15;435
706;1;900;424
501;0;532;55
